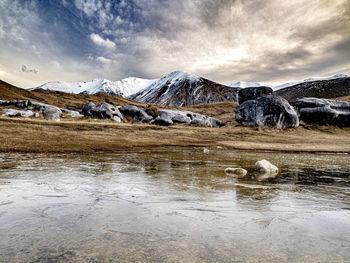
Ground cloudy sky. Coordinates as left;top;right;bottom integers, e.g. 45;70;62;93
0;0;349;88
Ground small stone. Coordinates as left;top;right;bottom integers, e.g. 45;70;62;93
225;168;248;178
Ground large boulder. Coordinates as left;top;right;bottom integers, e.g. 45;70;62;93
43;107;61;121
119;105;153;123
238;86;273;104
295;98;350;127
88;103;123;122
235;95;299;128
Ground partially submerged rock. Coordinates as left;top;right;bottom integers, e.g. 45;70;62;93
43;107;61;121
295;98;350;127
238;86;273;104
225;168;248;178
235;95;299;129
255;160;278;181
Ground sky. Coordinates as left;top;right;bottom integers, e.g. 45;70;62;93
0;0;349;88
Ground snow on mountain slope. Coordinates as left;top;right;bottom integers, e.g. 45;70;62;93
33;78;157;97
129;71;239;107
229;81;261;88
273;74;349;91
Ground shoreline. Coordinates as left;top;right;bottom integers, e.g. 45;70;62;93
1;117;350;154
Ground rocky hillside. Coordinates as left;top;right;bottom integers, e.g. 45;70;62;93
129;71;239;107
275;77;350;103
0;80;147;111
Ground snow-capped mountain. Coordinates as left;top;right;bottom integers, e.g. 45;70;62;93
229;81;261;88
33;77;157;97
129;71;239;107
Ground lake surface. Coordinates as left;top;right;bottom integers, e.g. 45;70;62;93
0;150;350;262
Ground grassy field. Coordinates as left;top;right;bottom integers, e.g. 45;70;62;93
1;80;350;154
1;116;350;153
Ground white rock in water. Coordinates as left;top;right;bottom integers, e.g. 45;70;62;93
225;168;248;178
255;160;278;176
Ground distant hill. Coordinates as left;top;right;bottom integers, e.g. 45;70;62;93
129;71;239;107
274;77;350;103
0;80;148;111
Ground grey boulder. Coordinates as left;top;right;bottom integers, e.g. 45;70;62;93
119;105;153;123
238;86;273;104
88;103;123;121
153;109;221;128
1;109;36;118
82;102;96;117
43;107;61;121
295;98;350;127
236;95;299;128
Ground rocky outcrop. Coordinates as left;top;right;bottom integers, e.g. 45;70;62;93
1;109;38;118
119;105;153;123
152;109;221;127
238;86;273;104
235;95;299;128
89;103;123;122
43;107;61;121
295;98;350;126
0;100;81;118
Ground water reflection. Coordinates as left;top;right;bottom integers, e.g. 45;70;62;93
0;150;349;262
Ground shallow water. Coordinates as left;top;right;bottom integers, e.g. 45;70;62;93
0;150;350;263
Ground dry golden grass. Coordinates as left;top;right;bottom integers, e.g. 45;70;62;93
1;117;350;154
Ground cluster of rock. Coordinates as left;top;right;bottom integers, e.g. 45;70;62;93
235;87;299;129
295;98;350;127
81;102;221;128
0;100;81;121
225;159;279;181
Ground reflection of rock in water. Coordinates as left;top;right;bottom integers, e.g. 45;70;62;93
280;168;350;186
235;184;279;203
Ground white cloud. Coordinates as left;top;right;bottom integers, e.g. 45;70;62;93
89;33;116;49
96;56;112;64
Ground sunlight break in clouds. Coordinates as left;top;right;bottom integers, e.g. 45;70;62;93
0;0;349;87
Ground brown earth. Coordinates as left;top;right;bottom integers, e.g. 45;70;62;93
1;80;350;154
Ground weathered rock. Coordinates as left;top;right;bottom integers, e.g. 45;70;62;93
255;160;278;181
1;109;35;118
225;168;248;178
295;98;350;127
119;105;153;123
235;95;299;128
61;109;82;118
238;86;273;104
0;100;78;118
43;107;61;121
82;102;95;117
89;103;123;121
152;109;221;127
